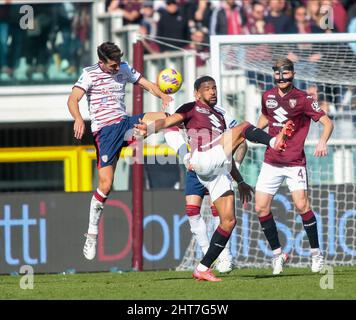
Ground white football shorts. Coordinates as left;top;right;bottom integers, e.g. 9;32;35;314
256;162;308;195
190;144;233;202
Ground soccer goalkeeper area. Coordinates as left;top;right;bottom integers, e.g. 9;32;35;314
178;33;356;271
1;1;356;301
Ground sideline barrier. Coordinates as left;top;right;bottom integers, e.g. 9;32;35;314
0;145;177;192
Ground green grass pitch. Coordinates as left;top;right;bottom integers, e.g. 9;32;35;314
1;266;356;300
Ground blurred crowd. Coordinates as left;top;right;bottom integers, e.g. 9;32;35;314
105;0;355;62
0;0;354;85
0;2;91;82
104;0;356;124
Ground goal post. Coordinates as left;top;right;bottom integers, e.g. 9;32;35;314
177;33;356;270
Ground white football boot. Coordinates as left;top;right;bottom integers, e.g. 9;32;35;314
311;252;324;273
272;253;289;275
83;233;97;260
215;248;233;274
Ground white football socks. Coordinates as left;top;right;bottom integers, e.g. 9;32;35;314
87;189;107;235
188;215;210;255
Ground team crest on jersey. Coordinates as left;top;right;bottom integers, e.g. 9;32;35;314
289;99;297;108
196;106;210;114
266;99;278;108
101;155;108;163
312;100;321;111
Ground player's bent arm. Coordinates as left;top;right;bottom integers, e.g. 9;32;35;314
230;160;244;184
137;113;185;139
256;113;269;130
230;160;254;205
318;114;334;143
314;114;334;157
235;140;248;165
67;87;85;121
137;77;172;109
151;113;185;134
67;87;86;139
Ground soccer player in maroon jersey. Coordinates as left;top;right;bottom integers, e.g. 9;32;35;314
255;58;334;275
135;75;294;281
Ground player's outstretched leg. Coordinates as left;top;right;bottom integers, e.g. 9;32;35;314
83;188;107;260
272;120;295;151
220;120;295;159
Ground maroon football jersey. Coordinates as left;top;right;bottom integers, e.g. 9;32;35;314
261;86;325;166
175;100;226;152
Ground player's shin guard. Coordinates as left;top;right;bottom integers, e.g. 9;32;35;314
88;189;108;235
301;210;320;249
187;205;210;254
242;124;273;147
259;213;281;252
200;226;232;268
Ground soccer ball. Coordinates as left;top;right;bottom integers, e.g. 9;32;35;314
157;68;183;94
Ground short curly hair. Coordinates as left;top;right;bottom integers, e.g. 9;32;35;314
97;42;124;63
194;76;215;91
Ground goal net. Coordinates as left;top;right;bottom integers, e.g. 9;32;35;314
177;33;356;270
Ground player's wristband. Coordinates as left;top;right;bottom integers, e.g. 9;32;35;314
237;180;244;185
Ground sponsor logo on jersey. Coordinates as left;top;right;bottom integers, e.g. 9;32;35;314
289;99;297;108
307;95;314;99
131;67;137;74
267;94;276;98
273;107;288;123
212;126;223;133
311;100;321;111
195;106;210;114
101;97;108;103
209;114;222;128
101;155;108;163
266;99;278;109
